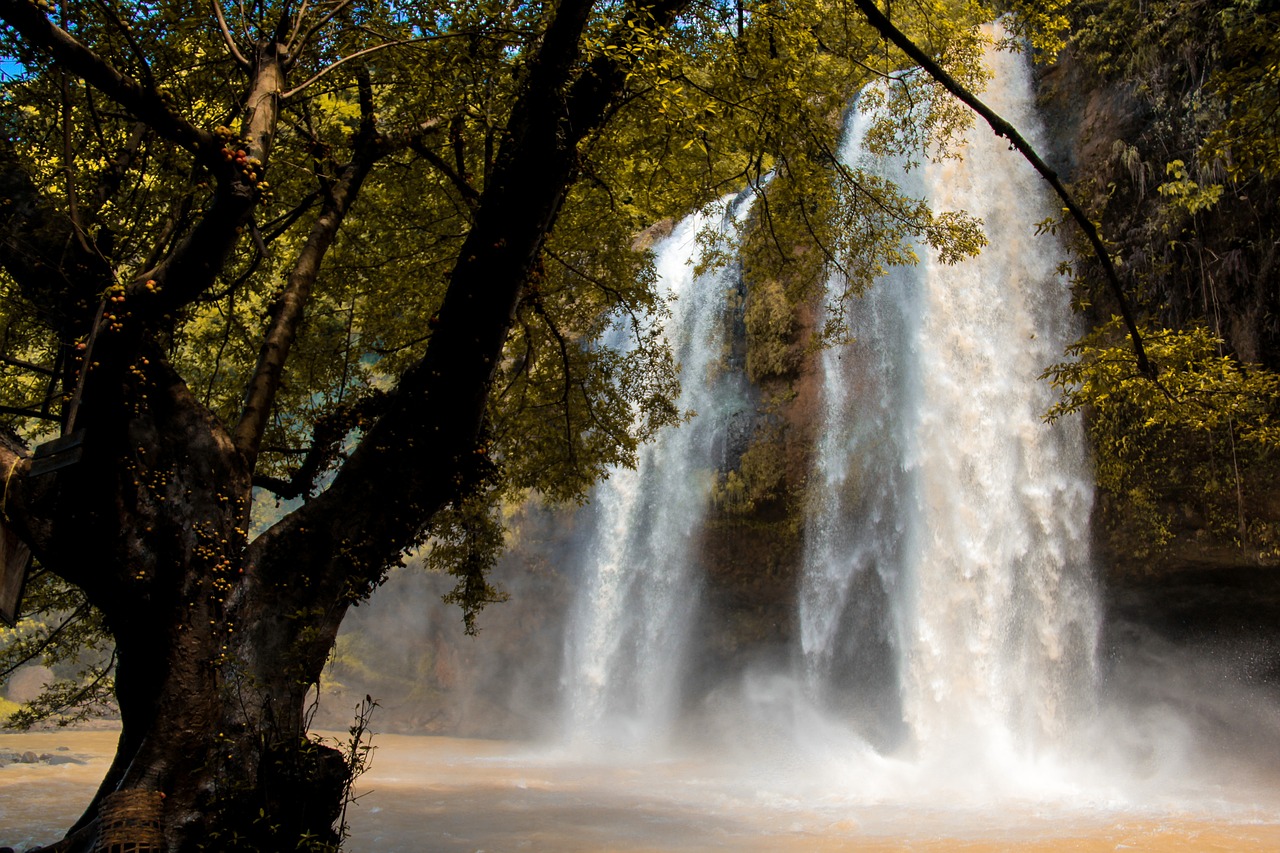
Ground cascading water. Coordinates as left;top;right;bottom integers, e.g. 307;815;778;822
798;41;1100;779
561;198;750;751
11;37;1280;853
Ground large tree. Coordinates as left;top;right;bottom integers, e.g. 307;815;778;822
0;0;1010;848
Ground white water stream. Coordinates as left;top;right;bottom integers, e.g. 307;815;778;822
797;42;1098;784
561;198;750;752
7;38;1280;853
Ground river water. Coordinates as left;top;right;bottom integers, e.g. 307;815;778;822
6;30;1280;853
4;728;1280;852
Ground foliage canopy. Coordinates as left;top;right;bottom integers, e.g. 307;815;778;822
0;0;1031;750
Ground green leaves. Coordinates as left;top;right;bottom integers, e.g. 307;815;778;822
1157;159;1223;215
1044;318;1280;554
0;569;115;729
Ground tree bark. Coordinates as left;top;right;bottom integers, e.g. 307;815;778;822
0;0;695;849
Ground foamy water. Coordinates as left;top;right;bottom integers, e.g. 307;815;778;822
561;195;751;751
293;733;1280;852
5;728;1280;851
7;30;1280;853
797;36;1096;773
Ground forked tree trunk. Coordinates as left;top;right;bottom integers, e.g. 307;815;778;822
28;363;353;853
0;1;697;849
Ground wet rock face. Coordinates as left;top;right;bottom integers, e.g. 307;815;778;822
1034;47;1149;177
1105;563;1280;663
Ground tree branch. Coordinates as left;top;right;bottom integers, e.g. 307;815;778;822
0;354;57;376
286;0;355;59
233;69;394;468
281;39;417;100
211;0;252;70
409;137;480;210
92;121;148;215
88;0;154;87
249;0;695;597
0;0;215;157
0;405;61;421
249;392;385;500
122;51;288;318
851;0;1157;379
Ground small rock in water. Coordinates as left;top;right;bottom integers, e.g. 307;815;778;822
20;751;39;763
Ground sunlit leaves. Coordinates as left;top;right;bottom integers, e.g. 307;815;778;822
0;0;1024;647
1201;1;1280;181
1047;319;1280;443
1044;318;1280;553
987;0;1072;56
1157;159;1223;215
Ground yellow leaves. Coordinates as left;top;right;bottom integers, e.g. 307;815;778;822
1049;321;1278;440
1156;159;1224;214
1045;318;1280;550
1201;2;1280;181
314;92;362;130
744;278;797;381
995;0;1074;57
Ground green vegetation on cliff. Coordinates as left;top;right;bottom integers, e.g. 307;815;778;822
1033;0;1280;564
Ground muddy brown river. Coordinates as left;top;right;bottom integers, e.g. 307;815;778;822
5;729;1280;852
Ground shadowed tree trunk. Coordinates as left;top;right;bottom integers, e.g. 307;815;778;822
0;0;690;847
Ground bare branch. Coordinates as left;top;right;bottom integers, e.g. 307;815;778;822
286;0;355;58
282;40;415;100
0;354;57;376
285;0;311;50
211;0;252;69
0;0;216;157
0;405;61;421
851;0;1156;379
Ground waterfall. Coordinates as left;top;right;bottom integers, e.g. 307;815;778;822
561;198;750;751
798;43;1099;770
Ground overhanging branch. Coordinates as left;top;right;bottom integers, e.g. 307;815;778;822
851;0;1157;380
211;0;252;70
0;0;216;158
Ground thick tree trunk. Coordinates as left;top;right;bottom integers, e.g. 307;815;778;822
0;1;696;849
9;361;345;852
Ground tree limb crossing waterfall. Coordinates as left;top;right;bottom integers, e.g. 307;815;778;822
562;199;751;751
562;44;1100;779
799;41;1100;782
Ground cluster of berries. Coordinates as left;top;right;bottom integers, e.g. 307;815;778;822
214;126;272;203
